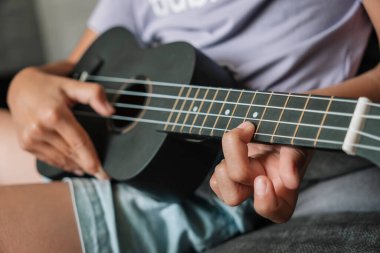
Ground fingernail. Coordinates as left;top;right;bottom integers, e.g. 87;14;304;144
74;170;85;176
210;177;218;188
238;121;251;129
95;168;110;180
255;177;267;196
106;102;115;114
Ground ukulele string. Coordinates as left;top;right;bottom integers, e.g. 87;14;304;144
87;75;357;104
86;75;380;120
74;110;380;153
102;87;380;121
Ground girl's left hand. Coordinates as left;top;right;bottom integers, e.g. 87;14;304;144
210;121;311;223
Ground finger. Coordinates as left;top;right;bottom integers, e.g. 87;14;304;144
19;120;85;175
253;176;295;223
279;147;307;190
32;127;71;159
49;106;109;179
209;174;223;200
213;160;252;206
222;122;256;185
61;79;114;116
31;141;83;175
36;130;85;175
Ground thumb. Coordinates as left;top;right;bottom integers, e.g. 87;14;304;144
253;176;295;223
62;80;115;116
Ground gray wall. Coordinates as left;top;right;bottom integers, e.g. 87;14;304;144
0;0;44;75
35;0;97;62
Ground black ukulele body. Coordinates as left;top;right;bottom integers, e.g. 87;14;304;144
37;27;236;197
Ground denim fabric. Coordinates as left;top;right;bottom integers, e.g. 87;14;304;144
67;177;259;253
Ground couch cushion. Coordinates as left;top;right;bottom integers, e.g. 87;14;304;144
206;212;380;253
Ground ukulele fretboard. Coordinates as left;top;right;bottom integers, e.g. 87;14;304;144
161;86;356;150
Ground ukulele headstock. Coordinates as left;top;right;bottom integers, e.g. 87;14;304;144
355;103;380;168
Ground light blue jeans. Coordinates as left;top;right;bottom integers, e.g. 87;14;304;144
67;175;257;253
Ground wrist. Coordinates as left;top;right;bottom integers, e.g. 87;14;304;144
367;63;380;87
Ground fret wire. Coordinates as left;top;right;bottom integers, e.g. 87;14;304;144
189;89;209;133
254;91;274;138
180;88;201;132
225;90;244;132
313;96;334;147
270;93;291;144
291;94;312;145
171;86;192;131
211;89;232;136
243;91;258;122
164;86;185;131
199;90;219;135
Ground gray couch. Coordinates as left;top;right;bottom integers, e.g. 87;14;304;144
0;0;95;108
207;212;380;253
0;0;44;108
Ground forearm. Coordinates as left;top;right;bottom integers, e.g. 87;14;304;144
310;64;380;102
38;61;76;77
313;0;380;102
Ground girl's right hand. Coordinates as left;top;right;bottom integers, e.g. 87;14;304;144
7;65;114;179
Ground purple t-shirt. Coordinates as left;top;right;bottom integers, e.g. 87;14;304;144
88;0;372;92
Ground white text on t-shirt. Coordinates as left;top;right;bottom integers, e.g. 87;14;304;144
149;0;219;16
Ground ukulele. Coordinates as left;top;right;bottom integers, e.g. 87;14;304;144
37;27;380;197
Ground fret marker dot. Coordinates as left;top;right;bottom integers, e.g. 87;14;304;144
225;109;231;116
193;106;199;112
252;112;259;118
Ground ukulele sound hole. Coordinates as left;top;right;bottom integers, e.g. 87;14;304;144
110;78;149;133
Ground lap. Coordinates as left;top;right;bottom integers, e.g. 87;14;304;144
67;177;259;253
0;165;379;253
67;165;380;253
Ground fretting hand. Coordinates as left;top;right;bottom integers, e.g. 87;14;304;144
210;121;311;223
7;65;114;179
